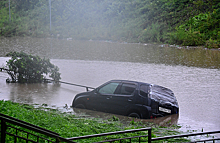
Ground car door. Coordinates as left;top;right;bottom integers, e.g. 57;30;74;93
109;82;137;115
89;81;120;112
139;84;150;106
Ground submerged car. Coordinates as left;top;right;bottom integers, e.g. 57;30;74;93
72;80;179;119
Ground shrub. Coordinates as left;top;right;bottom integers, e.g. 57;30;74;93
169;8;220;48
205;39;220;49
5;51;61;83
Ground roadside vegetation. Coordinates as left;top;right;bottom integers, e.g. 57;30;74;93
0;0;219;48
0;100;190;142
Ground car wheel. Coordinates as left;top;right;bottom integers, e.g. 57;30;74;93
128;113;140;119
75;104;86;109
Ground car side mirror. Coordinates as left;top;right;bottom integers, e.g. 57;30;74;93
94;89;99;94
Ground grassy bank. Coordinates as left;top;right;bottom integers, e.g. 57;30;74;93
0;100;190;142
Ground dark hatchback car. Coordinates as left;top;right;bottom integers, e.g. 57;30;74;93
72;80;179;119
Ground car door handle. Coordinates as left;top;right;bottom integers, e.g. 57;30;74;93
106;96;112;100
128;99;132;102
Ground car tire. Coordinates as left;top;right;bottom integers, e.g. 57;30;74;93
75;104;86;109
128;113;140;119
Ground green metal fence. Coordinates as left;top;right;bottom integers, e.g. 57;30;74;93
0;113;75;143
1;113;220;143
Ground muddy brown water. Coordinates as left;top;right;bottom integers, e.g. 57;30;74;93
0;37;219;134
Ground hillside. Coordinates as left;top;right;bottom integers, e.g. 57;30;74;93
0;0;219;48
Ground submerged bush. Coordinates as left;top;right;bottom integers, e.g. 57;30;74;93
5;51;61;83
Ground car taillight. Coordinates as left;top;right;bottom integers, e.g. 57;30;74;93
150;115;157;119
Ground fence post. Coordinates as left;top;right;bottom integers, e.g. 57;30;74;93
148;128;151;143
1;120;7;143
56;137;60;143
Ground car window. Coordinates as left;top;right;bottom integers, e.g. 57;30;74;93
98;82;119;94
119;83;136;95
140;84;149;97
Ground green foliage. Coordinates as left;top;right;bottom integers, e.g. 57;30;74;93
169;29;205;46
0;0;219;48
169;8;220;48
139;22;168;43
205;38;220;49
108;115;119;121
5;51;61;83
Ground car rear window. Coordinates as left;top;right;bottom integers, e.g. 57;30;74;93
119;83;136;95
140;84;149;97
151;85;174;97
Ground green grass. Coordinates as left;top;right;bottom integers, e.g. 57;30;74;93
0;100;189;142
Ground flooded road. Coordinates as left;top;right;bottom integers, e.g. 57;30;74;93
0;37;220;133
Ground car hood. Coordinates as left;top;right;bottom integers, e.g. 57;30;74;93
75;91;92;98
149;84;179;108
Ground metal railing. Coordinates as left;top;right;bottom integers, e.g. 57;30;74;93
0;113;76;143
67;128;220;143
0;68;95;91
67;127;152;143
45;79;95;91
152;130;220;143
1;112;220;143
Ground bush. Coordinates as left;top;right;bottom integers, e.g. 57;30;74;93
205;39;220;49
169;29;205;46
169;8;220;48
5;51;61;83
139;22;167;43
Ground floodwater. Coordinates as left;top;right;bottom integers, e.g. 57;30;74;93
0;37;220;134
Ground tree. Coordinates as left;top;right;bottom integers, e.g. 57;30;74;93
5;51;61;83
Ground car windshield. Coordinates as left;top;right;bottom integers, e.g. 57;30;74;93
99;82;119;94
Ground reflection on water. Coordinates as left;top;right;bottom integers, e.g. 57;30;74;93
0;37;220;134
9;83;60;104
